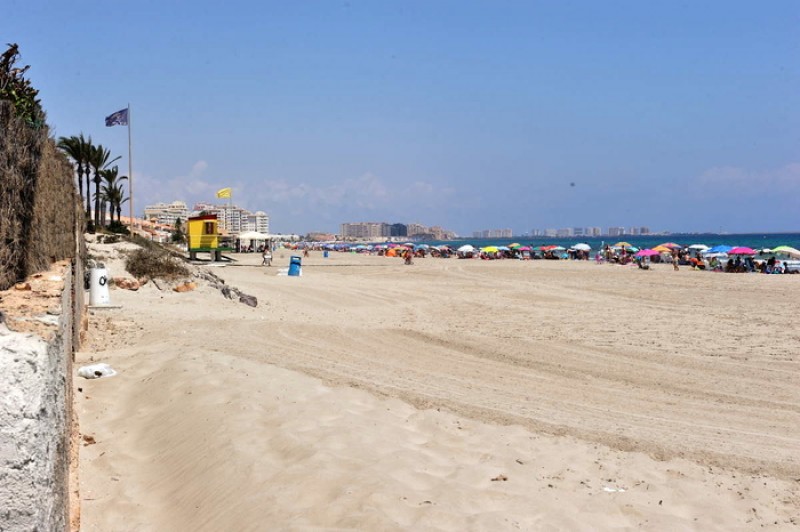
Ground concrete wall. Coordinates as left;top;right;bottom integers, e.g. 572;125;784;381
0;261;78;531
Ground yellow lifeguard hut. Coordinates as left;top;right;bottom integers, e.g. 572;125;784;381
187;214;227;261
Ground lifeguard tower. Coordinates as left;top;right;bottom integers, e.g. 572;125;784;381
187;214;228;261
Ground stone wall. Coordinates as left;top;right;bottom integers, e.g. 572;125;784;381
0;259;79;531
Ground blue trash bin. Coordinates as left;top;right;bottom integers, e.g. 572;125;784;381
323;251;329;258
288;255;302;276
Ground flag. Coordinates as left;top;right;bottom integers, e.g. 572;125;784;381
216;187;232;199
105;108;129;127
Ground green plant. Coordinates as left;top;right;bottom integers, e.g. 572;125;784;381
106;220;130;234
0;44;44;128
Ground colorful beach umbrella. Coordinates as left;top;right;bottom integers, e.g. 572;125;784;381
572;243;591;251
635;249;660;257
613;241;632;248
659;242;683;250
728;246;755;255
481;246;499;253
705;245;732;254
652;245;671;253
772;246;800;258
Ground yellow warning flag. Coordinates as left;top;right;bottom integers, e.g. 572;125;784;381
216;187;232;199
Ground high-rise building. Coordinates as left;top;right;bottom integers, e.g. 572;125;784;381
339;222;388;239
143;201;189;227
406;223;427;237
390;223;408;237
587;227;602;237
608;227;626;237
544;228;557;237
193;202;270;234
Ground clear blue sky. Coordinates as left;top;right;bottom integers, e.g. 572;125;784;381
5;1;799;235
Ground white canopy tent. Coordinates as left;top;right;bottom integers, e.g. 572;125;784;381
237;231;269;240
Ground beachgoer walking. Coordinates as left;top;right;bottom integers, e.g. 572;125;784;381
672;251;679;271
262;249;272;266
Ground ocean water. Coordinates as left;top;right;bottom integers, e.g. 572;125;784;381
421;233;800;251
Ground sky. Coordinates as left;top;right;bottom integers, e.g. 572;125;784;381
4;1;799;235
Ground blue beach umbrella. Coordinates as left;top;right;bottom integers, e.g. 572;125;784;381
706;245;733;254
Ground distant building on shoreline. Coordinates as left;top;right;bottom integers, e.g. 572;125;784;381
339;221;456;241
143;199;269;235
143;201;189;228
527;226;651;238
472;229;513;239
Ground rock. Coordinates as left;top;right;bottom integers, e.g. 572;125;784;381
221;286;233;299
239;294;258;307
14;282;31;291
113;277;140;291
173;281;197;293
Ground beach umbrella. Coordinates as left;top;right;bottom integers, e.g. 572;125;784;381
728;246;755;255
688;244;709;250
613;241;632;248
572;243;591;251
652;245;671;253
706;245;733;254
772;245;800;258
659;242;682;250
518;246;532;251
635;249;660;257
457;244;475;253
497;246;510;251
508;243;521;249
482;246;499;253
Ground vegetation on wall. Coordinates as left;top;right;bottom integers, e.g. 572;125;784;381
0;43;80;290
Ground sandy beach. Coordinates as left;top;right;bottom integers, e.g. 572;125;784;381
76;245;800;530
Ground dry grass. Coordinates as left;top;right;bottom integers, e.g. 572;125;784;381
0;100;79;290
125;245;190;281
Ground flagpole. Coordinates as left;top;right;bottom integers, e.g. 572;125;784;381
127;103;134;231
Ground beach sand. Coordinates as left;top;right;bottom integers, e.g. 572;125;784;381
76;246;800;530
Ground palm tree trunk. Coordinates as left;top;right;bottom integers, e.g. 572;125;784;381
94;174;101;228
76;164;84;202
84;168;92;219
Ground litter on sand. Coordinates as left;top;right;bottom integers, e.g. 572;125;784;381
78;363;117;379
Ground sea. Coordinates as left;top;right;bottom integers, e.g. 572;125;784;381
418;233;800;251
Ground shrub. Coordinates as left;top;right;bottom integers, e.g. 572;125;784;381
125;246;189;280
106;220;130;235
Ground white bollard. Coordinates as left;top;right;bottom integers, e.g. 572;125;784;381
89;267;111;306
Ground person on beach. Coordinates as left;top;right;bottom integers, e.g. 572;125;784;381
262;249;272;266
672;251;680;271
404;250;413;265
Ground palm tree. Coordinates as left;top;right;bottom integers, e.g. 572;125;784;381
99;166;127;225
101;177;128;225
57;133;93;219
87;143;120;229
